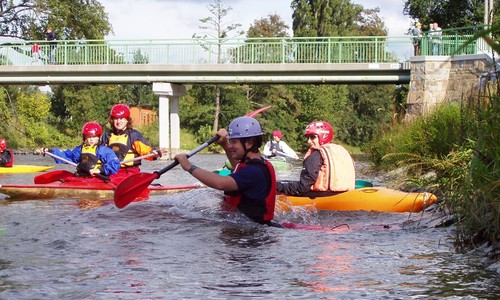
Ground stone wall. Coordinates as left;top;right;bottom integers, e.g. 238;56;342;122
406;54;491;120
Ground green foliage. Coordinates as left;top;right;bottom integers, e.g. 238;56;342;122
0;0;112;40
368;73;499;254
403;0;499;29
368;103;467;169
247;14;290;38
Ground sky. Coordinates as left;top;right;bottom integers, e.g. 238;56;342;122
99;0;413;40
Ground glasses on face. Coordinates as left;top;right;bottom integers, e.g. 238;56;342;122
306;135;318;141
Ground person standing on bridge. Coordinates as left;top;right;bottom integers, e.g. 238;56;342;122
263;130;299;159
411;22;422;56
276;120;355;197
101;104;166;182
44;27;57;64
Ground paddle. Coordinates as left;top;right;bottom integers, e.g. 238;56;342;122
34;169;75;184
114;135;221;208
121;152;159;165
275;151;300;160
42;151;110;182
246;105;271;117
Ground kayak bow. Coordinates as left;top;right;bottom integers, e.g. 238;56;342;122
0;165;54;174
277;187;437;213
0;181;204;200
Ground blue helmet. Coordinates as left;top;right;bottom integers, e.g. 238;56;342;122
228;117;263;139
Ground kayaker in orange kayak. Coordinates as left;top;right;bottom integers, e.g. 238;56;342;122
40;122;120;181
101;104;166;181
174;116;277;225
0;139;14;167
277;120;356;197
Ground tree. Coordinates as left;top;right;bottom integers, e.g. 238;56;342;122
403;0;499;29
193;0;244;132
291;0;364;37
0;0;112;40
247;14;290;38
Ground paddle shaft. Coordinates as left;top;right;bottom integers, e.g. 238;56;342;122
275;151;300;160
156;135;220;177
44;151;77;167
113;135;221;208
121;152;158;165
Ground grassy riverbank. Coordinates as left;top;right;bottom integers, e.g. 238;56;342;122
367;94;499;258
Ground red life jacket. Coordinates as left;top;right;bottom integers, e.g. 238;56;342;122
225;158;276;224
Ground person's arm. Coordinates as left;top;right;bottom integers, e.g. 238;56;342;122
175;153;239;191
263;141;272;157
94;146;121;176
129;130;162;159
277;150;322;195
48;147;80;164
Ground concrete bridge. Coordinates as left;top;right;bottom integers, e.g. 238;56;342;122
0;34;494;155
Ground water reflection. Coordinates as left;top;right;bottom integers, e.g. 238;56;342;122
218;224;278;248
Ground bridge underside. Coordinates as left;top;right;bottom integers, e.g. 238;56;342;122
0;63;410;85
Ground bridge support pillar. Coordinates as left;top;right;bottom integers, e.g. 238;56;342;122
152;82;186;159
406;54;489;121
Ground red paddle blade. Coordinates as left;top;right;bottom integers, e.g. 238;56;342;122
34;170;74;184
245;106;272;117
114;172;159;208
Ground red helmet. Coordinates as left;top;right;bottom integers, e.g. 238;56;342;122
82;122;103;137
304;121;334;145
110;104;130;118
0;139;6;151
272;130;283;138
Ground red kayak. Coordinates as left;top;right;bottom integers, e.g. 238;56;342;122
0;181;203;200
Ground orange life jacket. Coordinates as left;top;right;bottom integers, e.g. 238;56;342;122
224;158;276;224
304;143;355;192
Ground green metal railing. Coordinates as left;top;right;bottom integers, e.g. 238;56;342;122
0;26;488;67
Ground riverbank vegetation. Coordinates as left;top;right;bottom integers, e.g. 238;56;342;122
367;21;499;257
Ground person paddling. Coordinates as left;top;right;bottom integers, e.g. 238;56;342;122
174;116;277;225
263;130;299;159
101;104;165;181
277;120;355;197
0;139;14;167
41;122;120;182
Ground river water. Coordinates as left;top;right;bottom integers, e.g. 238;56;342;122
0;154;498;299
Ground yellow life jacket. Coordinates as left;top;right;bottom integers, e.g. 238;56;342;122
304;143;355;192
80;145;102;171
108;132;135;166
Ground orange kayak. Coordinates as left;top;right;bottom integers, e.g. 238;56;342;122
276;187;438;213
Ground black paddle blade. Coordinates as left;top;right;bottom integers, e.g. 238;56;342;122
114;172;159;208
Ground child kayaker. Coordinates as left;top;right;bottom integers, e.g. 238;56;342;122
41;122;120;181
100;104;166;181
277;120;355;197
174;116;277;226
0;139;14;167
